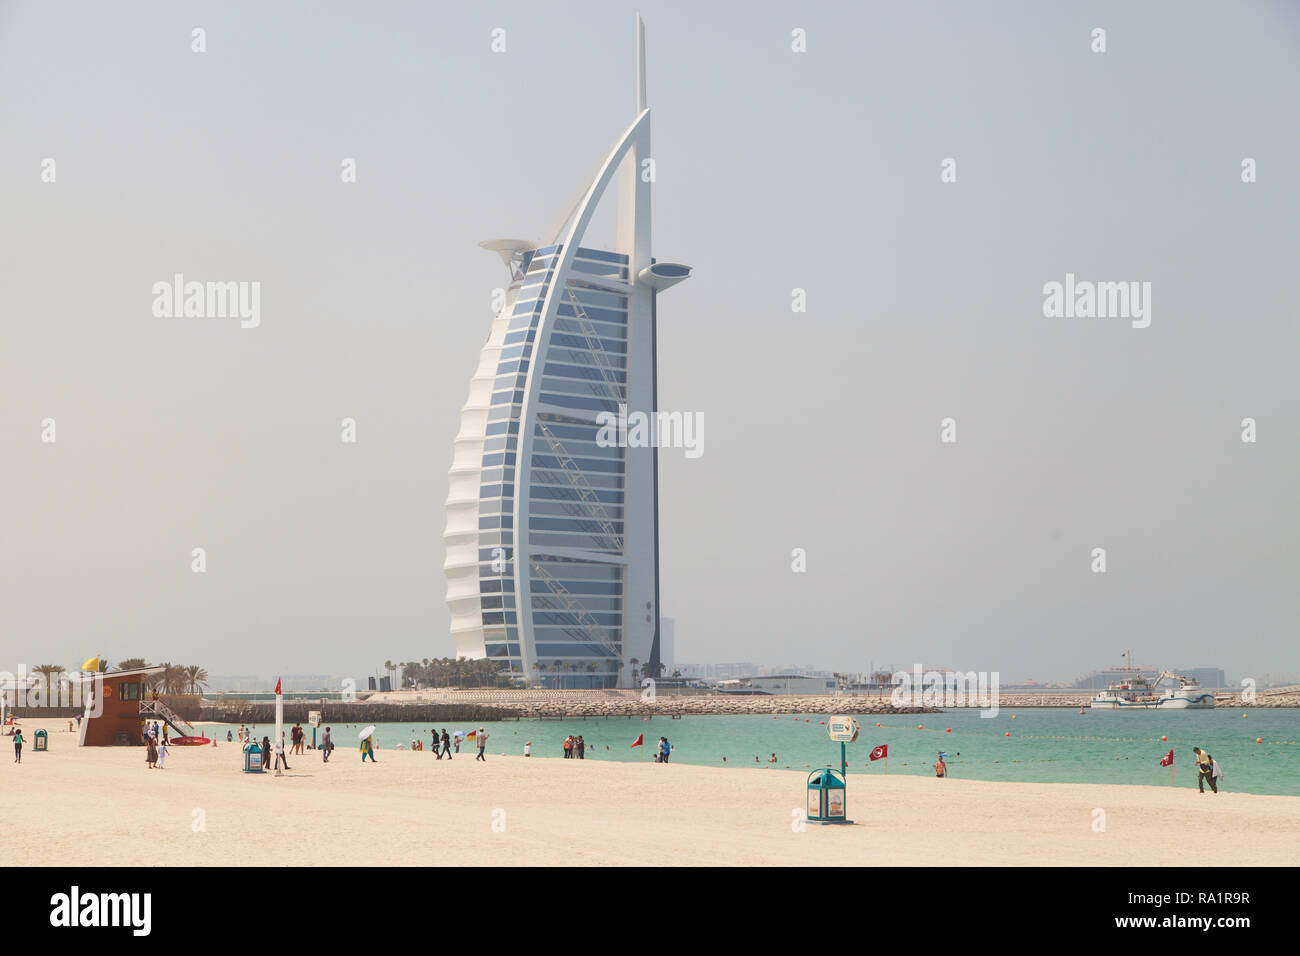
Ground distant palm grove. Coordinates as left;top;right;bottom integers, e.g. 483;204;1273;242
112;659;209;695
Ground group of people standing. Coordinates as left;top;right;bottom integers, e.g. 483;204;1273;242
144;728;167;769
562;735;587;758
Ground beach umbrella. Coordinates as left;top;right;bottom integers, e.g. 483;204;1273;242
359;725;376;741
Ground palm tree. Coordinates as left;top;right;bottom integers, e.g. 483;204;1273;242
32;664;66;707
629;657;640;688
115;658;147;672
181;665;208;695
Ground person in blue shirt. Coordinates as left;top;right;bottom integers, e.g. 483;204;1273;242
659;737;671;763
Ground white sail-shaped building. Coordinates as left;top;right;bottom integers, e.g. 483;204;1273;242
444;16;690;688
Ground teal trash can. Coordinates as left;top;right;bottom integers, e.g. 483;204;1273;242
33;730;48;752
806;768;850;824
243;742;265;773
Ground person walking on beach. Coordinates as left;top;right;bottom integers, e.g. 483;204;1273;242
524;741;531;758
322;727;333;763
1193;747;1217;793
261;735;271;770
157;737;168;769
476;728;489;761
12;728;22;763
440;729;451;759
146;734;158;769
274;734;290;771
360;734;376;762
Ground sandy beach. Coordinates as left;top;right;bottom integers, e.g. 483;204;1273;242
9;727;1298;867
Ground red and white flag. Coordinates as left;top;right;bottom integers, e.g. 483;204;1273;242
869;744;888;761
631;733;643;748
274;678;282;695
1159;749;1174;767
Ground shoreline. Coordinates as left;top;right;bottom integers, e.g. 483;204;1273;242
9;729;1298;866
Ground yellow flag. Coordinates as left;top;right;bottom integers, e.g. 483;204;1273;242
81;657;100;672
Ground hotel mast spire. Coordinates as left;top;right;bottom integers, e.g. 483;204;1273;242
637;13;647;113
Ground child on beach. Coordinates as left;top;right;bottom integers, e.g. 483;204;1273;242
524;742;531;757
12;728;22;763
157;738;168;769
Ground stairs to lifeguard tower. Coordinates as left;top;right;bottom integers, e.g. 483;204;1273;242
139;698;197;737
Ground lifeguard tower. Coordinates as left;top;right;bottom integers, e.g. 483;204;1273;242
75;665;199;746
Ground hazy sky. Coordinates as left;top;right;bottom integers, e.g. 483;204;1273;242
3;1;1297;684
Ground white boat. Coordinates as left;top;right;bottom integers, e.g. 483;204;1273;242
1088;660;1215;710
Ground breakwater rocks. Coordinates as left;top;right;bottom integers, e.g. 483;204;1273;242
353;690;939;719
200;702;516;724
196;690;1299;724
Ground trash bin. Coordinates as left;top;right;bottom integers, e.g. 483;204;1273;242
33;730;48;752
806;768;850;824
243;741;265;773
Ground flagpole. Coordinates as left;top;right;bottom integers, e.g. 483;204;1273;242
274;678;283;777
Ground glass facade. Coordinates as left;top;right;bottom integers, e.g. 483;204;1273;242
475;247;630;687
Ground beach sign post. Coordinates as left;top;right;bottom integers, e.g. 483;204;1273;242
804;716;859;826
826;715;860;777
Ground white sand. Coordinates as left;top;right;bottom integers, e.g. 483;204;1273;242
8;727;1298;866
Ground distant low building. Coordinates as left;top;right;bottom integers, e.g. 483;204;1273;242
719;675;837;695
1176;667;1227;689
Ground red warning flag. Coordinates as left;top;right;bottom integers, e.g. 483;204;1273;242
274;678;282;695
870;744;888;761
1159;749;1174;767
631;733;644;748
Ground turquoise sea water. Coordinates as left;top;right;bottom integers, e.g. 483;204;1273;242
197;707;1300;796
